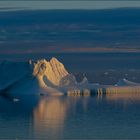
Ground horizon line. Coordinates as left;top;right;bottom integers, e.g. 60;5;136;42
1;7;140;12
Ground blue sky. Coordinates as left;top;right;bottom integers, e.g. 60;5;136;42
0;1;140;10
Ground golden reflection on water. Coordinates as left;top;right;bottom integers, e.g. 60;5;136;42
106;93;140;101
32;92;140;138
33;97;68;138
106;93;140;110
32;96;91;138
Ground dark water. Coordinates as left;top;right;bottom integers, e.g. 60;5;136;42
1;9;140;53
0;95;140;139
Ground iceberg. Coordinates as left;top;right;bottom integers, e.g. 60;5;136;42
0;57;140;98
0;58;67;97
115;78;140;86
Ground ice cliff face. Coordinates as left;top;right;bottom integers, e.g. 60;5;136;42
33;57;69;86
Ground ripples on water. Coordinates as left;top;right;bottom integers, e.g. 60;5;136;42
0;94;140;139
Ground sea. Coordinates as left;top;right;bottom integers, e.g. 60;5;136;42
0;9;140;139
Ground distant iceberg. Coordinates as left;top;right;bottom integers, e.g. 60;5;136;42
115;78;140;86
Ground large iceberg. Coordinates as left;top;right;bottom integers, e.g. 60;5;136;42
0;57;82;97
0;57;140;98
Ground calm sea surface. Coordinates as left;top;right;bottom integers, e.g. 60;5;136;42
0;95;140;139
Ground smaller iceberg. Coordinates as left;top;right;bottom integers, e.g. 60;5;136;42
80;77;89;85
115;78;140;86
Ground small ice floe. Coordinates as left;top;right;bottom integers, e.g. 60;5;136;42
13;98;19;102
104;72;109;75
125;73;128;76
114;42;121;46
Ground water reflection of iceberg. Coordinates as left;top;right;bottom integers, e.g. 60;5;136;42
106;93;140;102
32;96;92;139
33;97;68;139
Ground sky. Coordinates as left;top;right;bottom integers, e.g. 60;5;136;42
0;1;140;10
